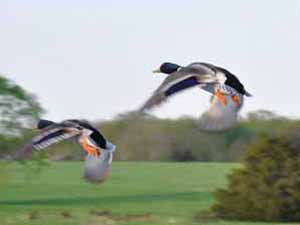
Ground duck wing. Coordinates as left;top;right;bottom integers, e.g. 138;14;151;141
140;64;218;112
14;121;83;159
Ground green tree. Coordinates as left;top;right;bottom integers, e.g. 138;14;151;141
0;75;44;157
212;124;300;222
0;75;43;135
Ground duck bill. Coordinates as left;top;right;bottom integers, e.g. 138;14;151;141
152;68;161;73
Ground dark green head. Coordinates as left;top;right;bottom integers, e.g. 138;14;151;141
153;62;181;74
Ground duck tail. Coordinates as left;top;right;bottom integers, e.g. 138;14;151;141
37;119;56;130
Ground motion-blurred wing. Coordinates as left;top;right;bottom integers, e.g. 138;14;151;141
140;75;200;111
14;124;82;159
32;126;81;150
199;93;244;131
140;63;219;112
185;62;217;75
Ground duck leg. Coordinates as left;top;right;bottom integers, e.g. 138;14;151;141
215;89;227;105
80;137;100;157
231;95;240;105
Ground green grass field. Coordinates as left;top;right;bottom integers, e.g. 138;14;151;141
0;162;297;225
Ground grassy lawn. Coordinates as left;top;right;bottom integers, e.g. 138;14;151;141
0;162;297;225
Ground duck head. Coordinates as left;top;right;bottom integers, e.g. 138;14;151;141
153;62;181;74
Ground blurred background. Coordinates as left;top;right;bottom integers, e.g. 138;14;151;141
1;0;300;161
1;1;300;225
1;0;300;121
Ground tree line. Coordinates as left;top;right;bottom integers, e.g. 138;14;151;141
0;75;296;162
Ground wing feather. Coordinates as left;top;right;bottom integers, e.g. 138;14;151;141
140;64;218;112
140;75;201;111
14;124;82;159
140;77;198;111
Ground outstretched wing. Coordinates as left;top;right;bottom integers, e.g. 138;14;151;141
140;63;219;112
140;75;200;111
14;123;82;159
198;93;244;131
32;126;81;150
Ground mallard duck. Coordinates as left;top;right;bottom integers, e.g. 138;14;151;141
140;62;252;131
15;119;116;183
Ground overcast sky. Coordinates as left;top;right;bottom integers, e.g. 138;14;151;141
1;0;300;121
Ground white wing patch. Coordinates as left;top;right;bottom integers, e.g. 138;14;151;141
34;132;76;150
216;71;227;84
32;128;81;151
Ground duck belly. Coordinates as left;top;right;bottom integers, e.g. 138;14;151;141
83;151;113;184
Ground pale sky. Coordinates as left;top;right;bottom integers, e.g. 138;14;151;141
1;0;300;121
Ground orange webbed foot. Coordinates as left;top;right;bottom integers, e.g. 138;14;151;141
231;95;240;105
81;137;101;158
215;89;227;105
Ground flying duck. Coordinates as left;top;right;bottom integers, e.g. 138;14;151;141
15;119;116;183
140;62;252;131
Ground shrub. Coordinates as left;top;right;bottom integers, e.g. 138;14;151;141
212;125;300;222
